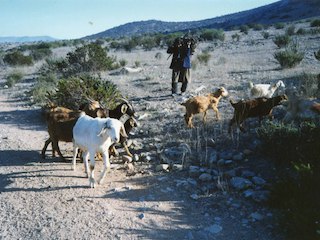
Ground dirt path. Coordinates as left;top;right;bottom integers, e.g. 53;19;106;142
0;74;284;240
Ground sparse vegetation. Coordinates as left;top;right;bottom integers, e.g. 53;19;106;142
3;51;33;66
285;25;296;36
196;51;211;66
310;19;320;27
274;22;285;29
5;71;24;87
314;49;320;61
274;43;304;68
257;122;320;240
45;75;121;109
261;31;270;39
240;25;249;34
273;34;291;48
199;29;225;41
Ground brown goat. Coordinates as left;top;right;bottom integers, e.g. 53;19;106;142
42;101;107;160
228;94;288;133
181;87;228;128
109;116;138;157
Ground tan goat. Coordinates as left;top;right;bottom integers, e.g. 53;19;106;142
181;87;228;128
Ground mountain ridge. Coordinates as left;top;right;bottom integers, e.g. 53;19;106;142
84;0;320;39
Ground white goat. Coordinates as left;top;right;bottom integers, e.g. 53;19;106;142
72;113;127;188
249;80;285;98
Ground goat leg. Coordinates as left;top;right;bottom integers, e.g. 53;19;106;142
41;138;52;159
122;142;133;157
52;140;66;161
98;151;110;185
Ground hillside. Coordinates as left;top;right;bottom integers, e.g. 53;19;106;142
84;0;320;39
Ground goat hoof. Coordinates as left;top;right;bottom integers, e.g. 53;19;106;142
89;179;95;188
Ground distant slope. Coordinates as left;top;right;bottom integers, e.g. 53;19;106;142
84;0;320;39
0;36;57;43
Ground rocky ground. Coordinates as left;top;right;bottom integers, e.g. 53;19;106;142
0;22;319;239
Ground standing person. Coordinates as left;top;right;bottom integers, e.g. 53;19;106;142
167;34;195;96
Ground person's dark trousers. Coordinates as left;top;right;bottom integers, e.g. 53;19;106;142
181;81;188;93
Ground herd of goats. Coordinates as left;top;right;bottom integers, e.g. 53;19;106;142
41;80;320;188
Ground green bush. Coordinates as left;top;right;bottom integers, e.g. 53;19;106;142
274;22;285;29
45;75;122;109
274;43;304;68
119;59;127;67
231;33;240;41
314;49;320;61
310;19;320;27
199;29;225;41
257;122;320;167
3;51;33;66
240;25;249;34
5;71;24;87
269;170;320;240
197;51;211;65
258;122;320;239
261;31;270;39
286;25;296;36
66;43;115;73
30;43;53;61
296;28;307;35
297;72;320;98
273;34;291;48
30;74;59;105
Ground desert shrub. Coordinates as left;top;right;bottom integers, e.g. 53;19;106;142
196;51;211;65
231;33;240;41
45;75;122;109
310;19;320;27
119;59;127;67
261;31;270;39
134;61;141;67
66;43;115;73
155;52;162;60
285;25;296;36
314;49;320;61
3;51;33;66
269;170;320;240
5;71;24;87
309;28;320;35
274;22;285;29
29;74;59;105
258;122;320;239
199;29;225;41
274;43;304;68
29;42;53;61
257;122;320;167
297;72;320;98
252;23;264;31
296;28;307;35
240;25;249;34
273;34;291;48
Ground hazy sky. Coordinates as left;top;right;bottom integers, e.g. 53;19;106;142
1;0;279;39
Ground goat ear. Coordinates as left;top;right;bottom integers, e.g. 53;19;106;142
120;124;128;138
121;104;128;114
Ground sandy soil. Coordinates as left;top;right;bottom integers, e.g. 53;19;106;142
0;23;319;239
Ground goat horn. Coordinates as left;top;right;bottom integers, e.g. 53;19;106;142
118;97;134;109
